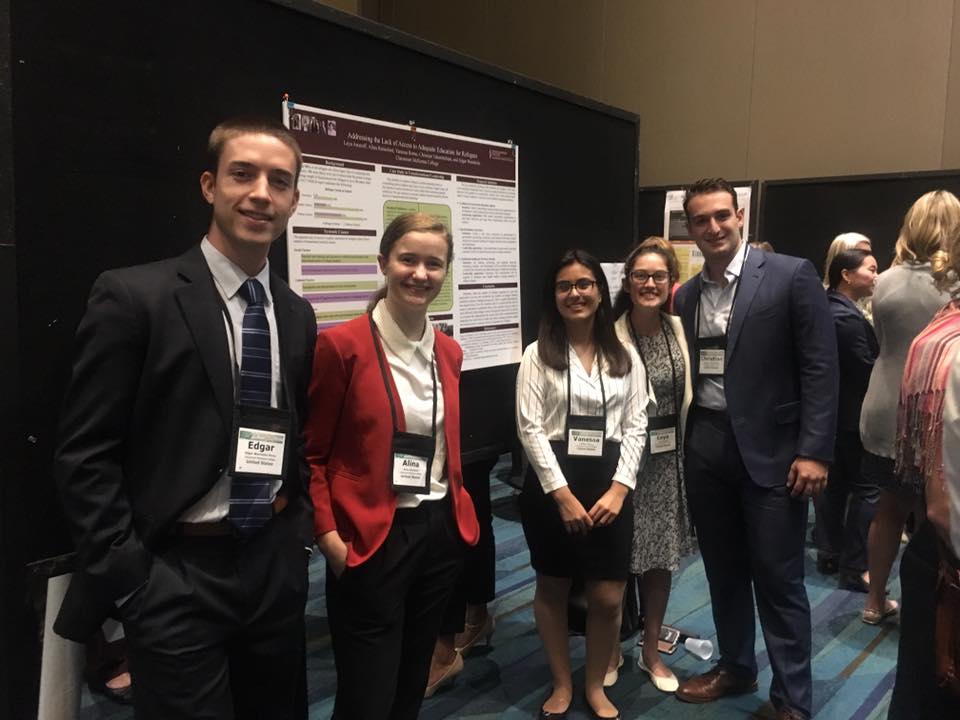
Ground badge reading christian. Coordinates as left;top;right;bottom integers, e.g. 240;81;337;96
699;347;725;375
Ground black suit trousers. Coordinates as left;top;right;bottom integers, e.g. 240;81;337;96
326;498;464;720
121;515;309;720
684;407;812;718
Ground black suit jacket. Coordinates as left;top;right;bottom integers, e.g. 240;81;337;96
675;248;839;487
53;245;317;640
827;290;879;433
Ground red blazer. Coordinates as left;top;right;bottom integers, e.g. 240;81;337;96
306;313;479;567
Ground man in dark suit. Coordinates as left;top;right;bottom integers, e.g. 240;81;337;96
54;118;317;719
673;178;838;720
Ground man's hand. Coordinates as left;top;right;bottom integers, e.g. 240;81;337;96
317;531;349;578
551;486;594;535
588;482;629;527
787;457;829;498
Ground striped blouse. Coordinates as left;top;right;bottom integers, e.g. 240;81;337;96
515;341;648;493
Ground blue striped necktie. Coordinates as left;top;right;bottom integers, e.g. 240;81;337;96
230;278;274;535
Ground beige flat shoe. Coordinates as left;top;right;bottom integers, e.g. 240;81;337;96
638;655;679;693
862;599;899;626
424;652;464;698
603;654;624;688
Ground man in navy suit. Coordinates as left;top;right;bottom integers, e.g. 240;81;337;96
673;178;838;720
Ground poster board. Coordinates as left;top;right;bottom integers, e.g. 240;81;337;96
283;101;522;370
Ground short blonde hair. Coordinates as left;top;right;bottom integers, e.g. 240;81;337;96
822;232;872;283
895;190;960;267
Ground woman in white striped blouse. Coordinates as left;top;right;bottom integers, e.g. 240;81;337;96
516;249;648;720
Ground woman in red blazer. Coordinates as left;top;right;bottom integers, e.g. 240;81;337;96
306;212;479;720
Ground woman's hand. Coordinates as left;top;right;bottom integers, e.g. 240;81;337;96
317;531;349;578
588;482;629;527
551;486;594;535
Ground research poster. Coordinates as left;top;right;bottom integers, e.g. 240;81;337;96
663;185;752;283
282;101;522;371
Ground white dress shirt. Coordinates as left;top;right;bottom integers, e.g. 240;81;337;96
940;355;960;558
695;241;748;411
372;300;449;508
516;341;648;494
180;238;283;522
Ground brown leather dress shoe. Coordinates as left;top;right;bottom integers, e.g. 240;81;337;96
675;666;758;704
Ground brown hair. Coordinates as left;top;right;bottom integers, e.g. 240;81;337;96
537;249;631;377
683;177;739;217
613;236;678;317
367;213;454;311
206;117;303;184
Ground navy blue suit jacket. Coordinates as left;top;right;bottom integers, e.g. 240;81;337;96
675;248;839;488
827;290;878;433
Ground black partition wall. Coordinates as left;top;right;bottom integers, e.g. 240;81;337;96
759;170;960;272
2;1;639;714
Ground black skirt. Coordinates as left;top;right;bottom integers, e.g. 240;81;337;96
861;449;918;496
519;440;634;580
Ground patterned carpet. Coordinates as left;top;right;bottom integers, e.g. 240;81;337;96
80;463;902;719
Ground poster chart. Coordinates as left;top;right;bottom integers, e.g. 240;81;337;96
663;186;752;284
282;101;522;371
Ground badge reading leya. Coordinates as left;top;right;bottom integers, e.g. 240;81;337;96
648;414;678;455
229;404;290;478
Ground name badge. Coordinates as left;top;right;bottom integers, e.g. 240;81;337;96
228;404;291;479
648;413;678;455
393;453;430;489
699;347;725;375
568;427;604;457
391;430;434;494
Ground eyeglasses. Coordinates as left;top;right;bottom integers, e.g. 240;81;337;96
555;278;597;294
629;270;670;285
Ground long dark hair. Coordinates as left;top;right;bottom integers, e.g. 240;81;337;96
367;212;453;311
827;248;871;290
612;237;678;318
537;249;631;377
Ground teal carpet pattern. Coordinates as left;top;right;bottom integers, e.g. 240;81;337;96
80;465;902;719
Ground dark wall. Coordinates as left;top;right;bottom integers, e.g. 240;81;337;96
0;0;27;715
759;171;960;274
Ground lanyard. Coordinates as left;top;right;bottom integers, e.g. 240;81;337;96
565;348;607;431
628;313;680;419
694;244;749;344
369;313;437;439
